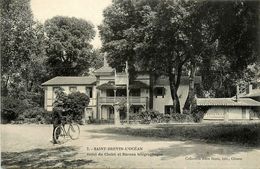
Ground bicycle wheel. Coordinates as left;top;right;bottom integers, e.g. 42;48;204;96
54;126;66;144
68;123;80;140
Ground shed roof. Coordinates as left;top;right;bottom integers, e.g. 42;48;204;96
240;89;260;98
196;98;260;107
42;76;96;86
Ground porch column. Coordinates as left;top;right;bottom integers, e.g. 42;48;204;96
114;103;120;125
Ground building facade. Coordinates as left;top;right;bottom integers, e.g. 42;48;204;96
42;61;201;122
196;84;260;121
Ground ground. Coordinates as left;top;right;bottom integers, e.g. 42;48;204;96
1;124;260;169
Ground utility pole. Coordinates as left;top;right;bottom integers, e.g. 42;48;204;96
126;61;130;124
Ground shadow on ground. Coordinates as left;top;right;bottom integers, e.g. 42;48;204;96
85;126;259;159
148;141;254;160
1;146;95;168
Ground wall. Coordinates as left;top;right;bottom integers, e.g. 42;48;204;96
203;107;251;120
153;85;189;113
44;85;96;114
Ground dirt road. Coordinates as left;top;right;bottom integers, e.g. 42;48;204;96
1;124;260;169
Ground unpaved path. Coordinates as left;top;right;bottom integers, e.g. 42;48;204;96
1;124;260;169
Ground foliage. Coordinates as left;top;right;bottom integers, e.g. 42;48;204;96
53;88;90;122
199;0;259;97
1;95;49;124
130;110;194;124
16;107;52;124
1;0;47;96
99;0;209;113
1;97;27;123
44;16;96;77
171;113;194;123
99;0;259;112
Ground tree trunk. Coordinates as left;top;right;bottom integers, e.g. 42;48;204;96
183;62;196;113
169;73;181;114
1;75;10;96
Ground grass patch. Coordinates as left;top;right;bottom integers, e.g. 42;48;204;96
103;123;260;146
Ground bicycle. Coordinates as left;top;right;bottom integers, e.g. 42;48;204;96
53;116;80;144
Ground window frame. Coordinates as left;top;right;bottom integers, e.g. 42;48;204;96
85;86;93;98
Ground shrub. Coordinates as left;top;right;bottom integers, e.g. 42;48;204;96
170;113;194;122
191;106;208;122
53;88;90;123
130;110;195;124
15;107;52;124
1;97;29;123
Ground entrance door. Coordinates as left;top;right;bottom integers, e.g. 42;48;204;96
85;108;93;123
108;106;114;120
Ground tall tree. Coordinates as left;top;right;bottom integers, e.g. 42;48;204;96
199;0;260;97
100;0;201;113
0;0;34;95
1;0;47;96
44;16;96;77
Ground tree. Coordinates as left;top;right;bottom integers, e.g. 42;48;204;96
53;88;90;121
44;16;96;77
1;0;46;96
198;0;260;97
100;0;202;113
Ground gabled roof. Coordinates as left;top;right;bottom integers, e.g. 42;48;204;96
196;98;260;107
155;76;202;86
42;76;96;86
94;56;114;76
94;66;114;73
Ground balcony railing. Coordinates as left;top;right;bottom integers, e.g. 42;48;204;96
99;97;148;105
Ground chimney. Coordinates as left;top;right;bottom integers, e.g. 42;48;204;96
248;84;252;94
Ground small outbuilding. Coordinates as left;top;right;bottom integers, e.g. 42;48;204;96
196;98;260;121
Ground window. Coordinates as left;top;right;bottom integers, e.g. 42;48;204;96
154;87;165;98
130;89;141;96
165;106;174;114
69;86;77;93
106;89;114;97
53;87;60;100
116;89;126;96
86;87;93;98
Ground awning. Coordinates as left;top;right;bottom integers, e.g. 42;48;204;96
96;81;149;90
129;81;149;89
96;81;125;90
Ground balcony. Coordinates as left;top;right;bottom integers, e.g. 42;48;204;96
99;97;148;105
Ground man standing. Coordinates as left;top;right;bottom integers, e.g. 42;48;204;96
52;106;63;144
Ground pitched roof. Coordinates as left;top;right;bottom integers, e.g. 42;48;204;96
42;76;96;86
96;81;149;90
196;98;260;107
96;81;125;90
94;66;114;73
129;81;149;89
240;89;260;98
155;76;202;85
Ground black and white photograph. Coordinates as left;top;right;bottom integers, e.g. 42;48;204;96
1;0;260;168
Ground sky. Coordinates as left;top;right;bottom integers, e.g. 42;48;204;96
30;0;112;49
